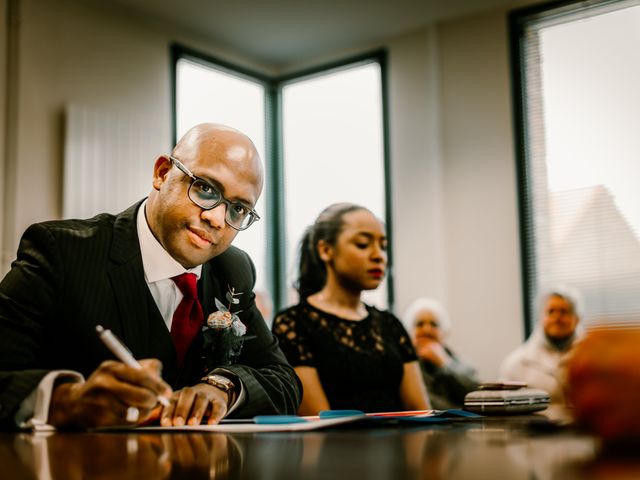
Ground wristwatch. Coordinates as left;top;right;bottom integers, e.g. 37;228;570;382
200;374;237;406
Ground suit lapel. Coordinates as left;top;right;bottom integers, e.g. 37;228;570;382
107;201;177;379
105;203;234;387
199;262;221;318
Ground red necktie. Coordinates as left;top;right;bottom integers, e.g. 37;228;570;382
171;273;204;368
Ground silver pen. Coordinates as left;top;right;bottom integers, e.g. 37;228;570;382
96;325;170;407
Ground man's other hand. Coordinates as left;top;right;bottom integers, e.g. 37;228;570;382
159;383;230;426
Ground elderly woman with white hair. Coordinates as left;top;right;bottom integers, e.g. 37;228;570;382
403;298;479;410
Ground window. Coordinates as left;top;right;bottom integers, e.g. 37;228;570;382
172;47;390;313
511;0;640;332
282;62;388;308
175;55;268;292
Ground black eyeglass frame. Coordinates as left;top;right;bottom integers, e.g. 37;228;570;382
169;155;260;231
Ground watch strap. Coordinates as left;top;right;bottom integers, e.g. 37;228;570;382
200;374;237;408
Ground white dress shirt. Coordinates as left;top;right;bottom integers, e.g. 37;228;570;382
136;199;202;329
136;201;244;413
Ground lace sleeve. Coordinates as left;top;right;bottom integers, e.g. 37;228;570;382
272;306;314;367
389;313;418;362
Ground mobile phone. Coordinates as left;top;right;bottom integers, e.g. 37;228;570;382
477;381;528;390
464;387;550;414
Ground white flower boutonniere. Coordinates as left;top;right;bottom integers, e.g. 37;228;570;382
202;287;248;369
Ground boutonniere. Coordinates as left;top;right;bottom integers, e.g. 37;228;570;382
202;287;248;370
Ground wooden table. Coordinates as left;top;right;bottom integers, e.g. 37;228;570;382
1;415;638;479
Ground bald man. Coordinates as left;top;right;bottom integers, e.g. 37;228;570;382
0;123;301;430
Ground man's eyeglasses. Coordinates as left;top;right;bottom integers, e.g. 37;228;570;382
169;156;260;231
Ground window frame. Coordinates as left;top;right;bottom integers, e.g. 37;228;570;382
509;0;634;336
170;44;392;312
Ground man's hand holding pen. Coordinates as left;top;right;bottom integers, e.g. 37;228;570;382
48;358;173;429
48;326;238;429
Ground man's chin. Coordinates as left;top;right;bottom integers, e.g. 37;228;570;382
175;247;222;269
546;331;574;342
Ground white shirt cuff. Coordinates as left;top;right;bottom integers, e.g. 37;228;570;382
16;370;84;430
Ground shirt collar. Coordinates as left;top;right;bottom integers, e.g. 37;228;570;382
137;199;202;283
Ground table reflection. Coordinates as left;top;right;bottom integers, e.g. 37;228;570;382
7;431;245;479
2;417;640;480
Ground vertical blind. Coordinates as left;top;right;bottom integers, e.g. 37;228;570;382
63;104;161;220
515;0;640;329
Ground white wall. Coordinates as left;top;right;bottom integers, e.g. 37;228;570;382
439;8;524;379
0;0;273;273
1;0;535;378
387;5;536;379
0;0;9;275
387;27;447;315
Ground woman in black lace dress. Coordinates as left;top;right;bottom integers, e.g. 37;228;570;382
272;203;430;415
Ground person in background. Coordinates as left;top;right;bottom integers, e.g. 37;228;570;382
272;203;431;415
499;286;584;419
0;123;301;430
403;298;479;410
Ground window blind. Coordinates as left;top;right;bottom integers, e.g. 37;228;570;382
515;0;640;329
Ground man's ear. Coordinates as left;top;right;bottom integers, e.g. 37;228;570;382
316;239;333;263
152;155;172;190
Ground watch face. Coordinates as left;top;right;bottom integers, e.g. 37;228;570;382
205;374;234;392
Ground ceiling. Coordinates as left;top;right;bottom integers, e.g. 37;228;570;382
107;0;524;70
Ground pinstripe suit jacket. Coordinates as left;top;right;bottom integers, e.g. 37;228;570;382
0;201;301;428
